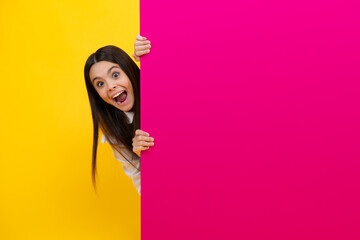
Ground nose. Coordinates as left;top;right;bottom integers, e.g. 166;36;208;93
108;84;116;91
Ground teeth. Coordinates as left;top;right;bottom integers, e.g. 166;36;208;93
112;91;123;99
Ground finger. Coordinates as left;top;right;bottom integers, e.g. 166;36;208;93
136;34;147;41
135;136;154;142
135;49;150;57
139;146;150;151
133;146;149;153
135;135;152;143
133;138;153;146
133;140;154;147
135;45;151;51
134;40;151;46
135;129;150;136
138;141;155;147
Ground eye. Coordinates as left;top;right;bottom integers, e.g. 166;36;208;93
96;81;104;88
112;72;119;78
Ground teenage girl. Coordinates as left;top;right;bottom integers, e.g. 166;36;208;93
84;34;153;195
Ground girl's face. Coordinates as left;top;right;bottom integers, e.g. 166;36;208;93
89;61;135;112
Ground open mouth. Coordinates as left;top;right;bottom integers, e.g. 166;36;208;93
113;91;128;104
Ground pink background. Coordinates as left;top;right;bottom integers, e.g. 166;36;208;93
141;0;360;239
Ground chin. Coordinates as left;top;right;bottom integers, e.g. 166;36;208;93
118;101;134;112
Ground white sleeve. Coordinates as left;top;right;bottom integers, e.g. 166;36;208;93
121;160;141;195
101;134;141;195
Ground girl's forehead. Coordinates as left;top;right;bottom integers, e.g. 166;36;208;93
89;61;122;78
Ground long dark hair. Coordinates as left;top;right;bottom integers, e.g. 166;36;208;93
84;45;140;189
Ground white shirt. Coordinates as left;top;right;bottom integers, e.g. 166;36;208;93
101;111;141;195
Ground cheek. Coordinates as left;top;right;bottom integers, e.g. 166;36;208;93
128;83;135;96
129;87;135;101
97;90;108;101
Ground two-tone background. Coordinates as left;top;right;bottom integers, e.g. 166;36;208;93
1;0;360;239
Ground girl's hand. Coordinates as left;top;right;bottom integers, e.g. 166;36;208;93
132;34;151;62
132;129;154;157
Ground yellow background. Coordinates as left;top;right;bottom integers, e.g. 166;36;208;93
0;1;140;239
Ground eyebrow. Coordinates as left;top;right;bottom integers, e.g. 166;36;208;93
92;66;120;83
